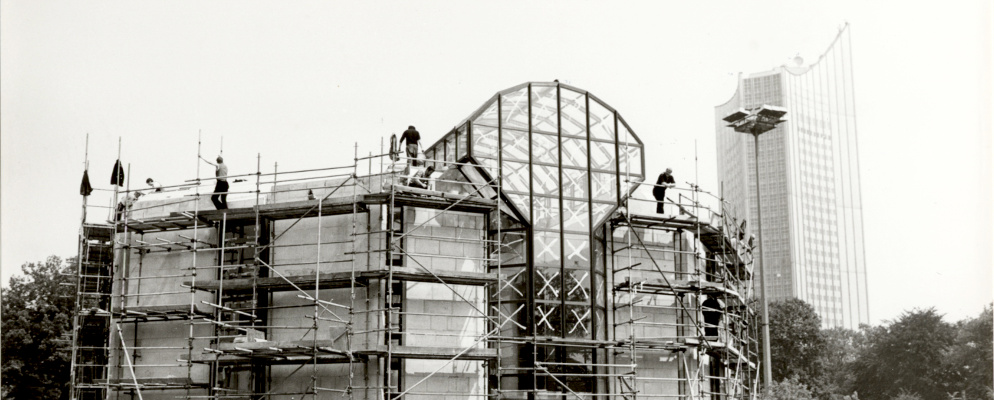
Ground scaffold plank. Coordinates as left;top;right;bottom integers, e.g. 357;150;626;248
97;377;208;390
191;341;495;365
118;304;213;321
186;266;498;293
613;278;746;304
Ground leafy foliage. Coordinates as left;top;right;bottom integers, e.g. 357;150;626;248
2;256;75;400
818;326;869;398
763;300;993;400
889;391;922;400
946;304;994;400
767;298;825;389
852;308;957;400
760;376;816;400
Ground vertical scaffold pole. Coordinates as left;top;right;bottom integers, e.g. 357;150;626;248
105;137;121;400
70;133;88;400
254;153;263;397
384;157;396;400
495;148;503;400
624;128;637;400
187;131;202;400
312;172;323;399
349;142;359;400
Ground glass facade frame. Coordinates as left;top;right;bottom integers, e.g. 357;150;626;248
425;82;645;396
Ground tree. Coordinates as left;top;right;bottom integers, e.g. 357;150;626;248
759;376;816;400
946;304;993;399
2;256;75;400
818;326;869;399
767;298;824;390
852;308;956;400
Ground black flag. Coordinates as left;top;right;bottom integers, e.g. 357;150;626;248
80;170;93;196
110;160;124;185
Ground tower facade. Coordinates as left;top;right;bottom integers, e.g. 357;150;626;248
715;25;869;328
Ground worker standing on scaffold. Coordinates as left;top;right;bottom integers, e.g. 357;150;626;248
653;168;676;214
201;155;229;210
398;125;421;166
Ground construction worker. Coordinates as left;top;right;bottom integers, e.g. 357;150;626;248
115;191;142;221
702;296;722;338
399;125;421;165
406;165;434;190
653;168;676;214
146;178;163;192
201;155;229;209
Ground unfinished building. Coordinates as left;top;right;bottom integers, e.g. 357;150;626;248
71;82;758;400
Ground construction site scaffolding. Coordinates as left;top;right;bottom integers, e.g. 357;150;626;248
609;178;759;400
70;135;758;400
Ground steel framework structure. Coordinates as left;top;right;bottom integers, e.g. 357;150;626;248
69;82;758;400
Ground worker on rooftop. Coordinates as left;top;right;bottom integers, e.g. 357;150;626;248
201;155;229;210
146;177;163;192
115;191;142;221
653;168;676;214
399;125;421;166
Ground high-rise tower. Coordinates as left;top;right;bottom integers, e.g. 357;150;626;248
715;24;869;328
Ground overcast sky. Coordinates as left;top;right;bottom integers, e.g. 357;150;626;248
2;1;991;325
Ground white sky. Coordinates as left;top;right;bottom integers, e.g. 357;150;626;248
1;1;991;325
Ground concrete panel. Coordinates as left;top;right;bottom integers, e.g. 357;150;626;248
272;214;368;276
403;360;485;400
268;288;364;349
123;228;216;310
109;322;210;385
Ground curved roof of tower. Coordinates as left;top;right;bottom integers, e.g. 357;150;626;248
422;81;646;225
425;81;645;166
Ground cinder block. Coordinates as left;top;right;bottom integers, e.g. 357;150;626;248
406;283;433;300
406;299;425;314
430;315;449;331
463;243;483;257
439;242;464;257
425;300;453;315
447;316;469;331
411;238;440;255
407;315;431;330
432;226;457;239
432;256;456;271
450;286;481;301
456;215;479;229
457;259;479;273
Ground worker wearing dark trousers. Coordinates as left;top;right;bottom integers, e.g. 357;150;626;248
653;168;675;214
399;125;421;166
202;155;229;210
702;296;722;338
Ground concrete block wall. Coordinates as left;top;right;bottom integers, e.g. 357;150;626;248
612;229;700;283
615;349;684;395
268;287;369;347
403;208;485;274
268;177;363;204
108;322;212;400
122;228;216;309
269;364;357;400
109;225;219;398
615;296;680;341
610;227;711;397
265;285;378;400
404;283;485;348
127;194;207;221
403;360;486;400
400;208;486;349
128;182;259;221
127;174;374;221
271;214;367;277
